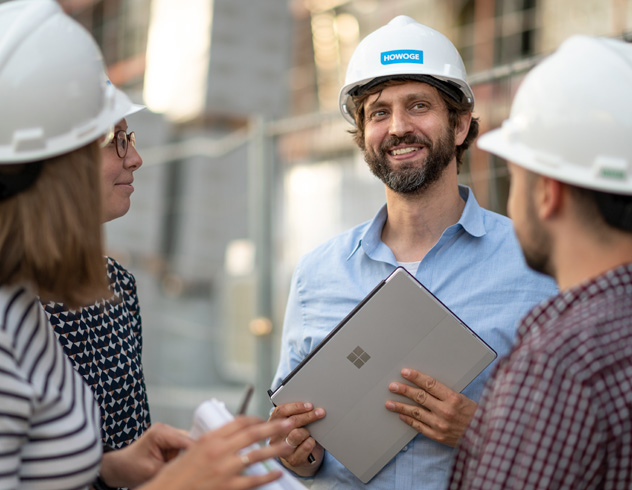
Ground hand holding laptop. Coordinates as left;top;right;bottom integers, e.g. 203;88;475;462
386;368;478;447
269;268;496;483
268;401;326;477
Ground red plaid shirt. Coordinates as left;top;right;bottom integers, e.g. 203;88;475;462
449;263;632;490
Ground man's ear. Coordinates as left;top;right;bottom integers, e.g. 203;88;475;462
454;112;471;146
535;175;564;220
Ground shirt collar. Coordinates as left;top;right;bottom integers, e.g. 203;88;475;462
516;262;632;343
456;185;486;238
350;205;389;260
347;185;486;261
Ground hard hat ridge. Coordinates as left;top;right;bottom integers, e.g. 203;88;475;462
0;0;55;71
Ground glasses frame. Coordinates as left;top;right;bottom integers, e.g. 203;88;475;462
112;129;136;159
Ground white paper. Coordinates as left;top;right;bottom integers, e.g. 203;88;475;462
189;399;307;490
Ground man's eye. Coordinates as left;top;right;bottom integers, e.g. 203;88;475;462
370;110;387;119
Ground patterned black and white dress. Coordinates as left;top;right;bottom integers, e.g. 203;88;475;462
43;257;151;450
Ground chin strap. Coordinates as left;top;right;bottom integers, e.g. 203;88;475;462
0;161;44;201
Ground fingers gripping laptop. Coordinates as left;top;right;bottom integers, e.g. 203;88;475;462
269;267;496;483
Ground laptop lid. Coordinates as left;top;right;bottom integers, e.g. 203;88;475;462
269;267;496;483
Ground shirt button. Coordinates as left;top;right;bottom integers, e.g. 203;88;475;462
402;445;408;452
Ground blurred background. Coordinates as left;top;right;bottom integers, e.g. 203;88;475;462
39;0;632;424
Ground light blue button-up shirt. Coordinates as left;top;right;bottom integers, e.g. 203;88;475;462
272;186;558;490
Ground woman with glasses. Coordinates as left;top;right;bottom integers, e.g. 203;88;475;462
101;117;141;222
42;110;152;459
1;1;294;489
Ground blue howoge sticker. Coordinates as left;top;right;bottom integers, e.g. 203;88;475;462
381;49;423;65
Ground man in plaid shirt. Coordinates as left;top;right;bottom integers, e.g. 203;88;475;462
448;35;632;489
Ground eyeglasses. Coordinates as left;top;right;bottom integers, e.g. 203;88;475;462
112;129;136;158
99;129;136;158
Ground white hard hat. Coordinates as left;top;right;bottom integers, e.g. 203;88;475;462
126;104;146;117
478;35;632;195
0;0;133;164
106;79;146;118
339;15;474;126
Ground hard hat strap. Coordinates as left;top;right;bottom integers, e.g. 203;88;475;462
350;74;465;104
0;161;43;202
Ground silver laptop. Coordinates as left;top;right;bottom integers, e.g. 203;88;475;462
269;267;496;484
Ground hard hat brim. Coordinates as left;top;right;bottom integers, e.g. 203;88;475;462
125;103;145;117
478;127;632;196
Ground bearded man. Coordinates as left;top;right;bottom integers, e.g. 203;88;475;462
449;35;632;490
268;16;557;490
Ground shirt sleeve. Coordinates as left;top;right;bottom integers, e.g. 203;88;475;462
271;263;309;393
450;351;601;489
0;331;35;486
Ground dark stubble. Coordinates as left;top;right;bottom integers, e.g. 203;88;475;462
518;175;555;278
364;127;456;194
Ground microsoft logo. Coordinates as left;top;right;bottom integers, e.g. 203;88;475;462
347;346;371;369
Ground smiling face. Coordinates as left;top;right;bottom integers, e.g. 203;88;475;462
361;81;459;194
100;118;143;222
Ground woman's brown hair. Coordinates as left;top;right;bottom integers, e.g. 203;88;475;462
0;142;109;308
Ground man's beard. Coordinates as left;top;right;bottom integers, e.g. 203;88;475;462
363;127;456;194
519;190;555;278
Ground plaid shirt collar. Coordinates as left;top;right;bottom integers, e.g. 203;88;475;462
516;261;632;343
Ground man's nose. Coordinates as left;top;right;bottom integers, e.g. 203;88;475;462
388;107;415;136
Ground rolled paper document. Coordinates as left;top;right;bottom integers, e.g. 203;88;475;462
189;398;308;490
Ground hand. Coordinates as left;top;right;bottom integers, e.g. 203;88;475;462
99;422;193;488
138;417;295;490
268;401;326;477
385;369;477;447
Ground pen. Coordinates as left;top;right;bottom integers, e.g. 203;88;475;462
237;384;254;415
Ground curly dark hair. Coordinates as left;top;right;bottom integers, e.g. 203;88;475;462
348;78;479;172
